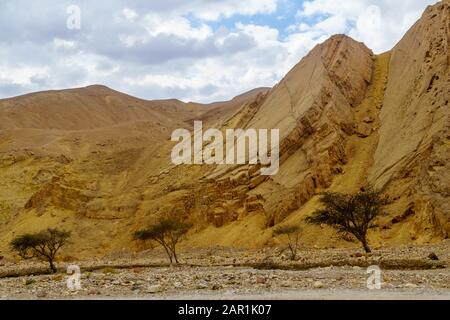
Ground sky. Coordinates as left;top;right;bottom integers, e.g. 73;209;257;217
0;0;437;103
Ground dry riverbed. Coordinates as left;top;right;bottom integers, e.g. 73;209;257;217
0;242;449;299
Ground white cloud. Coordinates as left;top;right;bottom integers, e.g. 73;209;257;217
0;66;48;85
121;8;138;21
236;23;279;43
0;0;437;102
299;0;367;18
350;5;384;52
315;15;348;34
142;14;212;40
185;0;278;21
296;0;437;53
291;15;348;34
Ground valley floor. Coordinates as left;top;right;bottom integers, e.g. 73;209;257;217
0;242;449;300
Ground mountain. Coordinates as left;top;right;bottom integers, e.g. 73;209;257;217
0;85;268;256
0;1;448;258
370;1;450;240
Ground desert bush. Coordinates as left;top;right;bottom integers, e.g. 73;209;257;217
273;225;301;260
101;267;117;274
11;228;71;273
306;187;389;253
134;218;191;264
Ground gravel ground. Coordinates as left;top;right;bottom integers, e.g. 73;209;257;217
0;242;448;299
0;266;449;299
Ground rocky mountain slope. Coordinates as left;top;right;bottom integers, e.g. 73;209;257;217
370;1;450;240
0;2;448;258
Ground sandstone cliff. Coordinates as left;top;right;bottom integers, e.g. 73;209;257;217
0;2;448;258
370;1;450;240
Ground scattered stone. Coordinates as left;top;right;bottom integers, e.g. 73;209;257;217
210;284;221;290
428;253;439;261
0;243;449;298
313;281;324;289
88;289;101;295
363;116;374;123
36;290;47;298
197;281;209;290
256;276;266;284
147;285;162;294
356;123;373;138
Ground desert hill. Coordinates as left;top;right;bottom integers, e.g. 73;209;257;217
0;1;448;258
0;84;268;130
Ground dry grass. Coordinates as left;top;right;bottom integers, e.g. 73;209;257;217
248;259;447;271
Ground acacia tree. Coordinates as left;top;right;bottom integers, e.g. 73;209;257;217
134;218;191;264
305;187;389;253
273;225;301;260
11;228;71;273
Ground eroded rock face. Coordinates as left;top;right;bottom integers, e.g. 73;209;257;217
161;35;374;229
370;2;450;239
0;3;448;256
144;5;448;244
199;35;374;225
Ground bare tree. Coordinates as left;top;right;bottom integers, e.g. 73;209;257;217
134;218;191;264
306;187;389;253
273;225;301;260
11;228;71;273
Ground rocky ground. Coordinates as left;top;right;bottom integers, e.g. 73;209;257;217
0;241;449;299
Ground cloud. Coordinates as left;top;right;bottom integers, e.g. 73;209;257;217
296;0;437;53
126;0;278;21
121;8;138;21
0;0;437;103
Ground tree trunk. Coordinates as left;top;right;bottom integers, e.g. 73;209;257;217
162;245;173;264
49;259;56;273
172;249;179;264
362;240;371;253
168;242;179;264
